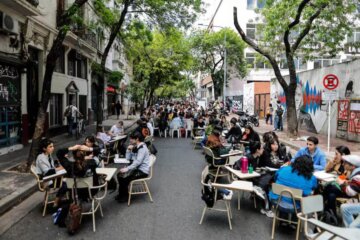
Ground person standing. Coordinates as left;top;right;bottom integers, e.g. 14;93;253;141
115;100;122;119
266;103;274;125
64;102;81;136
273;100;284;131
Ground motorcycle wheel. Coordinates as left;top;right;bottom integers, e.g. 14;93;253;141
254;120;259;127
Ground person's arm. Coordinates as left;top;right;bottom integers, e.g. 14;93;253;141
325;160;336;173
343;176;360;197
291;149;302;162
37;155;55;176
314;153;327;171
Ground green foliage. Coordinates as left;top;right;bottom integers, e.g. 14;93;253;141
191;28;247;96
257;0;359;59
108;71;124;85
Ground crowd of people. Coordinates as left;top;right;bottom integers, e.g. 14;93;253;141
35;100;360;232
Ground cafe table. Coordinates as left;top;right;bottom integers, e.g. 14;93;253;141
96;168;117;182
313;170;337;183
225;166;261;180
307;218;360;240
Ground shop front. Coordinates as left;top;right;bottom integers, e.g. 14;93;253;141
0;62;22;151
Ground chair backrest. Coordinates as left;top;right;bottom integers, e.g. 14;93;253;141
203;147;214;159
30;164;45;191
272;183;303;200
301;195;324;215
186;119;193;130
148;154;156;179
201;165;210;186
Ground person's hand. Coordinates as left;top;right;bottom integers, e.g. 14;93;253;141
56;166;64;171
127;145;134;150
120;167;128;173
79;145;90;151
336;178;346;185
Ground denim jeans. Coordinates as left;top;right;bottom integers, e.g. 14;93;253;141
341;203;360;228
67;117;74;135
273;115;279;130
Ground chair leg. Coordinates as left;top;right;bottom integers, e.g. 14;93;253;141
296;218;301;240
99;201;104;217
226;201;232;230
177;130;179;138
128;183;133;206
144;181;153;202
199;206;207;224
214;167;220;183
42;191;49;217
271;212;277;239
238;191;241;210
92;201;96;232
253;194;257;209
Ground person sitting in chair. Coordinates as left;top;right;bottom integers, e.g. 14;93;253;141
116;131;150;203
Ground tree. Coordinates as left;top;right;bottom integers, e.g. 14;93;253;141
93;0;202;126
233;0;359;135
24;0;89;170
124;22;194;109
191;28;247;98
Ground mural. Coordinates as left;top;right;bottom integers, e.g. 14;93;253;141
271;59;360;139
243;82;254;115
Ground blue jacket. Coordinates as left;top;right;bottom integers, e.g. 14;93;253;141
291;147;326;171
269;166;318;206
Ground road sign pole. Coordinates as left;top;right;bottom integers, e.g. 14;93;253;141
327;100;331;153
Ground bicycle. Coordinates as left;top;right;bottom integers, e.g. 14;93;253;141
75;116;86;140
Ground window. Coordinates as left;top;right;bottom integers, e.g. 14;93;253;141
55;46;65;73
246;24;256;39
247;0;265;9
313;57;340;69
246;53;255;68
347;29;360;43
68;49;87;79
49;94;63;127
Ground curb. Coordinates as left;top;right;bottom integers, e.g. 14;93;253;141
0;119;137;217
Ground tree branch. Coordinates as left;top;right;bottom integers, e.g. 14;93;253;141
291;3;328;51
233;7;288;91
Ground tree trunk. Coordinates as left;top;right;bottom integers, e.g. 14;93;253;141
25;0;88;171
96;0;132;127
285;79;298;136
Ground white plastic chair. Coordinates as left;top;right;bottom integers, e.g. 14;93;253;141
199;166;233;230
128;155;156;206
185;119;193;138
171;125;180;138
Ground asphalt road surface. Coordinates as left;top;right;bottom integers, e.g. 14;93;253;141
2;138;296;240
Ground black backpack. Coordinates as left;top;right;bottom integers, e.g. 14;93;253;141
276;107;284;116
320;209;338;226
201;174;215;208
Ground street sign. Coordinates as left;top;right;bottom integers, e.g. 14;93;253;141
322;90;338;101
323;74;339;90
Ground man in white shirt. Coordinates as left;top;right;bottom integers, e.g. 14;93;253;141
64;103;82;136
108;121;125;136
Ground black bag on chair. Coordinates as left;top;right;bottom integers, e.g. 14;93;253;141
149;144;158;155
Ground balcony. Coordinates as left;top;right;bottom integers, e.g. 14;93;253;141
1;0;41;16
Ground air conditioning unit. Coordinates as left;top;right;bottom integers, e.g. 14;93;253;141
0;12;19;35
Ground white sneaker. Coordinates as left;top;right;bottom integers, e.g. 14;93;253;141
223;190;233;200
253;186;266;200
260;209;274;218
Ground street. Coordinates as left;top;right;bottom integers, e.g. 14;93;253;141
2;137;294;240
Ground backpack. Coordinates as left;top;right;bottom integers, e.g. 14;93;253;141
201;174;215;208
276;107;284;116
141;127;150;137
320;209;338;226
64;106;72;118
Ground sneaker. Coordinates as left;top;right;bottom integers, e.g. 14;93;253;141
253;186;266;200
260;209;274;218
223;190;233;200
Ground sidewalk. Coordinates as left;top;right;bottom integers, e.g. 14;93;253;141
0;114;138;217
229;113;360;159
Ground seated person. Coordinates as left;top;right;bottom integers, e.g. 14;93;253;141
233;141;263;170
269;155;318;209
325;145;351;176
96;125;111;144
220;115;230;130
134;119;151;138
260;137;290;169
108;121;125;137
323;155;360;216
116;132;150;202
35;138;67;207
291;136;326;171
205;125;231;166
193;116;206;136
169;112;183;130
241;125;260;153
144;116;154;137
225;118;242;143
340;202;360;228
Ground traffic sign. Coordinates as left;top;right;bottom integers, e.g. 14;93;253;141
323;74;339;90
322;90;338;101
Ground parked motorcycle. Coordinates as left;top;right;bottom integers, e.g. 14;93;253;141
235;110;259;127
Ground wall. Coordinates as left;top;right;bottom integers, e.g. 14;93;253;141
271;59;360;140
243;82;254;115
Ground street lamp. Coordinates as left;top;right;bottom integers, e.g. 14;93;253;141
198;24;227;105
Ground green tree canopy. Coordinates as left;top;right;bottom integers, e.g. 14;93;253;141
191;28;247;98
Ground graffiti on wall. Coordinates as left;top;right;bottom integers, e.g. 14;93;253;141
0;63;20;105
243;83;254;115
272;59;360;136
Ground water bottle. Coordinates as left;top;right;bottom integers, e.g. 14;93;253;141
240;156;248;173
248;164;253;174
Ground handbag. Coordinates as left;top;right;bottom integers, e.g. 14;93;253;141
66;168;82;235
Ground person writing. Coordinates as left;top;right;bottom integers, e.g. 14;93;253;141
108;121;125;137
35;138;67;207
116;132;150;202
